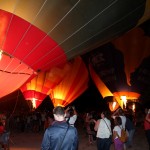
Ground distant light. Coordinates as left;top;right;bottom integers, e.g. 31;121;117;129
32;98;38;108
132;103;135;112
112;102;117;110
121;95;127;108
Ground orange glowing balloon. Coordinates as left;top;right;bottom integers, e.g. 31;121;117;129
49;57;89;107
20;64;70;108
88;27;150;109
89;64;113;98
112;27;150;85
109;102;120;112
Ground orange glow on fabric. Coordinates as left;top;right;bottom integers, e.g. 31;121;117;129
109;101;119;112
50;57;89;107
137;0;150;25
0;14;8;47
113;91;140;109
112;28;150;85
89;64;113;98
113;91;140;100
21;65;70;108
45;64;71;94
112;92;124;109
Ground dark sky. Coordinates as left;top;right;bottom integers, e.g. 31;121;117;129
71;80;108;113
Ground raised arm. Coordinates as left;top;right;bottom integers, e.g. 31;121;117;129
94;119;100;131
72;106;77;115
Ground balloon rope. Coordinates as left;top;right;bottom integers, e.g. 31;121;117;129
0;0;19;51
31;0;118;68
22;0;80;63
12;0;48;56
8;90;20;120
41;1;145;69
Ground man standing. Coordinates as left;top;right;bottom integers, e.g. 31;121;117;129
41;106;78;150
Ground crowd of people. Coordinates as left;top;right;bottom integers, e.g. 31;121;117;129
41;105;149;150
0;105;150;150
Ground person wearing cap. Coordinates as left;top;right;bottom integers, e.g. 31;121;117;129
41;106;78;150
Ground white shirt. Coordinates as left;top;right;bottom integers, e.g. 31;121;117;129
66;115;77;127
96;118;111;138
119;116;126;129
113;125;122;139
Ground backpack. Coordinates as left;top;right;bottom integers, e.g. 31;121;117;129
118;127;128;143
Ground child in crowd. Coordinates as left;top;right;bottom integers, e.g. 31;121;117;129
113;116;124;150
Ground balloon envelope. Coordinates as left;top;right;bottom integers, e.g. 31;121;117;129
20;64;70;108
112;27;150;85
88;26;150;108
49;57;89;107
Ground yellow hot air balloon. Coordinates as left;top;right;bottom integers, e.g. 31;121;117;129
49;57;89;107
20;64;71;109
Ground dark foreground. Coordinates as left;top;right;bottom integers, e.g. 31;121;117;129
9;126;148;150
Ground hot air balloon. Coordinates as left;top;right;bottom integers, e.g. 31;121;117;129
89;63;113;98
111;27;150;107
49;57;89;107
111;27;150;86
89;63;120;111
0;52;35;98
20;64;71;109
89;49;140;109
104;96;120;112
0;0;150;99
89;26;150;109
89;43;128;94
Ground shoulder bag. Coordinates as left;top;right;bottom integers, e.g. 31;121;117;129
58;124;69;150
103;119;113;143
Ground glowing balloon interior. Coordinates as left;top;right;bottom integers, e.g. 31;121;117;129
49;57;89;107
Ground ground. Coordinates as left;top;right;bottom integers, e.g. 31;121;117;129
9;125;148;150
